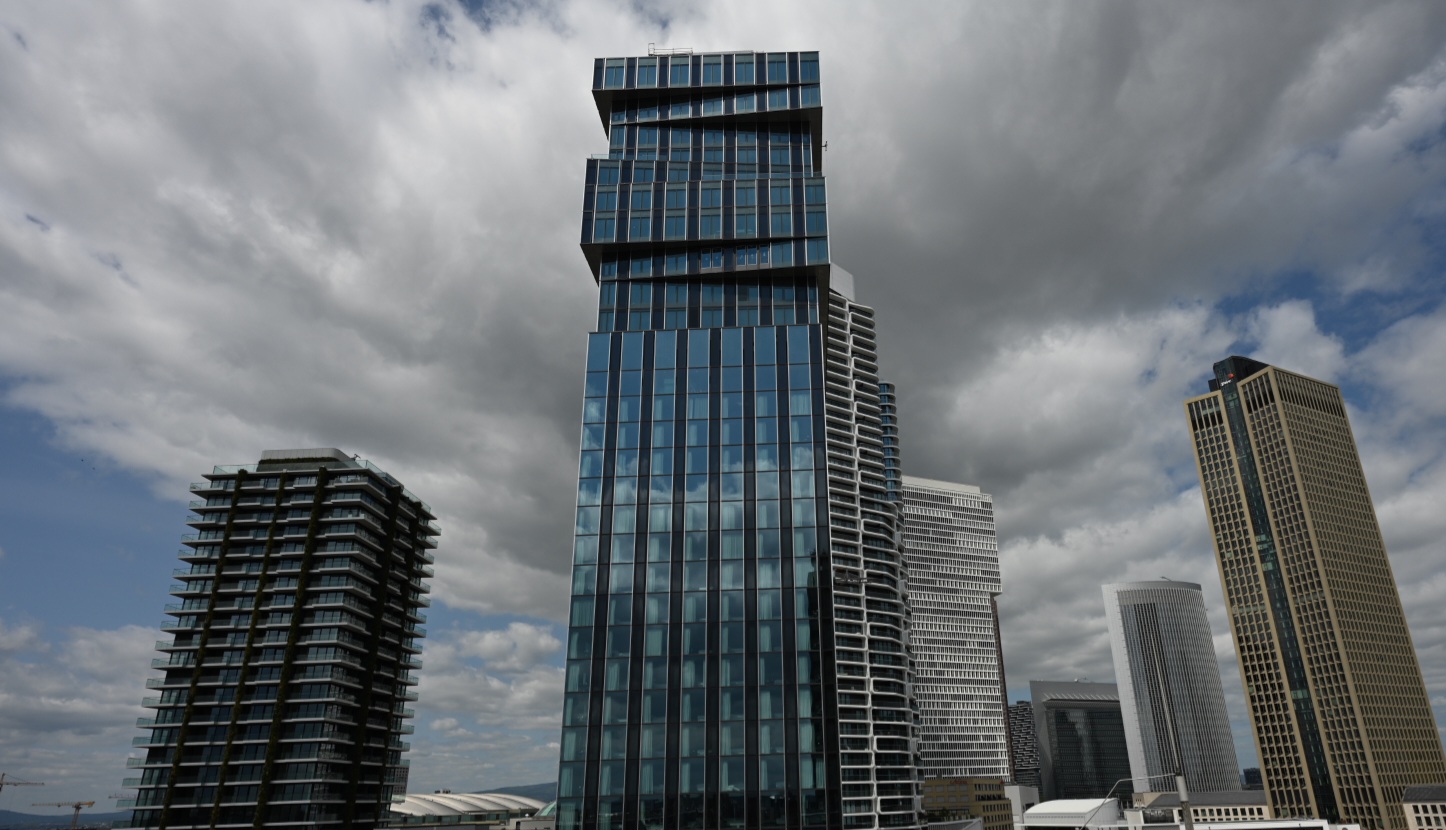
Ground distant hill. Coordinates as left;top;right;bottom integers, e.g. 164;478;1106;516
479;781;556;803
0;810;129;830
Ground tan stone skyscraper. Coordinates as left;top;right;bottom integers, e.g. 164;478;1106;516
1185;356;1445;830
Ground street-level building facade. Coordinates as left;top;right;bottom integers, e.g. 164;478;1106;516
559;50;923;830
900;477;1008;779
122;449;437;830
1103;580;1239;794
1186;357;1446;830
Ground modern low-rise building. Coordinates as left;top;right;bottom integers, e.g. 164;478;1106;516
1403;785;1446;830
390;792;550;829
922;777;1013;830
1135;790;1272;824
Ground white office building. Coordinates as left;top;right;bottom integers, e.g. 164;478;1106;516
1103;580;1240;794
901;476;1009;777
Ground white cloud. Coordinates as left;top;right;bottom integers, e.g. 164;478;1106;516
1243;300;1345;382
0;620;155;801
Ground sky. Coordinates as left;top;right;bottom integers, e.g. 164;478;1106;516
2;0;1446;812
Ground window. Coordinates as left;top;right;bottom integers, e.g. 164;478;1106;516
638;103;658;121
631;256;653;277
800;53;819;82
767;54;787;83
702;56;722;85
700;213;722;238
701;249;723;270
704;130;724;161
629;216;652;240
770;183;791;205
806;210;826;234
665;283;689;306
631;189;652;211
669;59;689;86
596;190;617;211
805;180;825;204
599;261;618;281
770;146;790;166
734;54;754;84
769;211;791;237
595;217;616;241
597;164;620;185
637;126;658;146
665;187;687;210
633;164;655;184
700;185;722;208
736;92;755;113
736;212;756;237
703;96;723;115
665;215;686;239
666;254;688;275
637;59;657;87
768;88;788;109
670;100;690;119
604;59;624;89
802;85;820;107
807;238;829;264
736;184;757;207
737;145;757;165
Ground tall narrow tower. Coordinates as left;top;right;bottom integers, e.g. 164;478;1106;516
1103;580;1240;794
123;449;436;830
900;477;1009;779
560;50;922;830
1185;356;1446;830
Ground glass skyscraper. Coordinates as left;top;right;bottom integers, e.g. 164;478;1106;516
560;50;923;830
1029;680;1131;801
1186;357;1446;830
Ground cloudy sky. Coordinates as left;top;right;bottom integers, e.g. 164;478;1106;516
2;0;1445;811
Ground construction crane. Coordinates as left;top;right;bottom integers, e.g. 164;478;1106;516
31;801;95;830
0;772;45;794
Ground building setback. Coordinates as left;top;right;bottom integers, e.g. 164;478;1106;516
1102;580;1239;794
121;448;437;830
1030;680;1130;801
559;50;923;830
1186;357;1446;830
901;477;1009;779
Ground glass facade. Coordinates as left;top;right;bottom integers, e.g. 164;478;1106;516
1029;680;1131;801
563;51;924;830
120;449;436;830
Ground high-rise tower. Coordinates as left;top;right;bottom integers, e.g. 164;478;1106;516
1185;356;1446;830
900;477;1008;779
561;50;923;830
1103;580;1240;794
121;449;436;830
